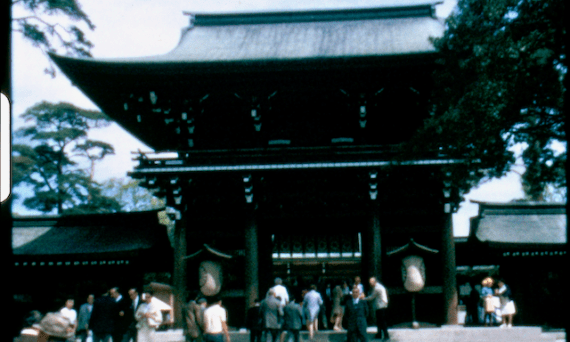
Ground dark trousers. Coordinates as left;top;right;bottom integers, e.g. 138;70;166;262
347;328;368;342
122;323;138;342
250;329;262;342
77;330;89;342
285;329;300;342
204;333;224;342
265;329;280;342
113;331;127;342
319;304;328;329
92;332;112;342
375;309;389;339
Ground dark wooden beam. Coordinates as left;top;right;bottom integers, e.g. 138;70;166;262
172;211;188;328
441;204;458;324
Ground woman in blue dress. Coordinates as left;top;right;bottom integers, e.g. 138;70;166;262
303;285;323;339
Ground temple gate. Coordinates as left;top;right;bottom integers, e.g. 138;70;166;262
51;1;463;327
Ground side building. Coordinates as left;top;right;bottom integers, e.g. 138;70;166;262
11;209;173;335
456;201;567;328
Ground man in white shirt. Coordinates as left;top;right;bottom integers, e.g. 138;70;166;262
269;278;289;306
60;298;78;342
362;277;389;341
203;296;231;342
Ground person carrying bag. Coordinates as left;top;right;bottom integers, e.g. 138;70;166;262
36;312;75;342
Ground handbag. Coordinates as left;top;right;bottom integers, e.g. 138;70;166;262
484;296;495;313
38;312;74;339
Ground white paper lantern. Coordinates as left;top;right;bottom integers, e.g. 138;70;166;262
401;255;426;292
199;261;223;296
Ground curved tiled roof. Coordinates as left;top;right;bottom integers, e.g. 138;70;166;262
470;201;567;246
12;210;171;256
50;3;444;66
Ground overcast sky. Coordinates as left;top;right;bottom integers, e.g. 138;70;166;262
10;0;528;235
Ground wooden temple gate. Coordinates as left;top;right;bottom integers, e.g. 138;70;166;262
51;1;463;327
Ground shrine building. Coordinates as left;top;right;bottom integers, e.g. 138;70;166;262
50;0;469;327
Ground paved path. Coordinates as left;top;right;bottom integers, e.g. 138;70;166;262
14;327;565;342
153;327;565;342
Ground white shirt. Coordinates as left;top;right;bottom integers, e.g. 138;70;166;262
60;307;77;325
203;304;227;334
271;284;289;306
135;301;162;329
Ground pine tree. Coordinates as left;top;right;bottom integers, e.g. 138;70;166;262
12;101;121;214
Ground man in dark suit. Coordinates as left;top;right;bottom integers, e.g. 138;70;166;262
246;298;263;342
110;287;130;342
260;289;283;342
344;286;369;342
282;294;304;342
122;288;141;342
89;290;117;342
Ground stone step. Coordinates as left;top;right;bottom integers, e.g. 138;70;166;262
154;327;560;342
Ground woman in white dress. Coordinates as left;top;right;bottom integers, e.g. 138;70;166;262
135;289;163;342
496;279;516;328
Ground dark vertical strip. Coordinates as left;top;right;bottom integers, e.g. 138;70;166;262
364;207;382;281
172;213;188;328
442;213;458;325
244;213;260;310
3;2;13;336
257;224;273;295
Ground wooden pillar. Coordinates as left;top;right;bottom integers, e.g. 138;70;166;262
244;213;260;310
172;209;188;328
257;227;274;295
366;207;382;281
365;170;382;282
442;205;458;325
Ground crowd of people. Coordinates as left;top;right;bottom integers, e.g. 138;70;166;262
17;286;164;342
247;276;391;342
16;275;516;342
182;276;391;342
461;277;516;328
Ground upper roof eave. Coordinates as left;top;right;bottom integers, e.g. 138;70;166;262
49;5;444;70
470;200;567;208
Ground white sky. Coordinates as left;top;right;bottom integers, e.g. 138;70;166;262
11;0;531;236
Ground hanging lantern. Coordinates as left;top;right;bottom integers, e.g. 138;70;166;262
401;255;426;292
199;260;223;296
186;244;233;297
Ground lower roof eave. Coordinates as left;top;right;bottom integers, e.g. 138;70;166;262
130;158;473;176
50;52;440;82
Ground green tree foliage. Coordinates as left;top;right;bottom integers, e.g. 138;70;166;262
11;0;95;76
410;0;566;201
12;101;121;214
101;178;165;212
102;178;174;244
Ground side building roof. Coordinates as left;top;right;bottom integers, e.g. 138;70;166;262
12;210;173;265
469;201;567;248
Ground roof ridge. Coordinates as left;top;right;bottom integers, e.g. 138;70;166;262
184;3;442;27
